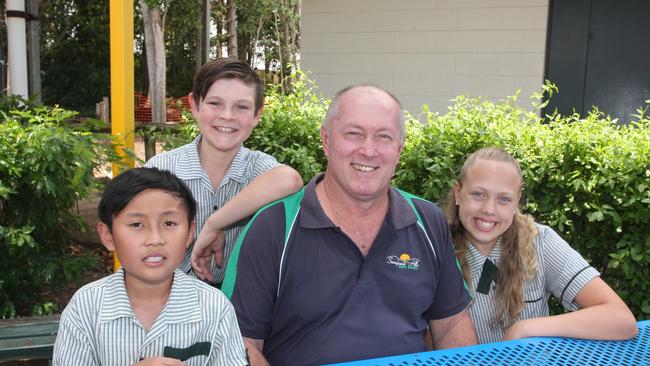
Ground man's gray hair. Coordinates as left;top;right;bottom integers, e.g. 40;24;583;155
322;84;406;142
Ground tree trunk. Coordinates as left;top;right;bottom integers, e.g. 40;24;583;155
226;0;238;58
249;15;265;68
141;0;166;124
237;32;249;63
273;8;284;92
195;21;203;71
216;15;223;58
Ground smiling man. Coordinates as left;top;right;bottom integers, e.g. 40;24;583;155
225;85;478;366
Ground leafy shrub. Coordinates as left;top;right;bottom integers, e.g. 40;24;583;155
395;84;650;319
154;78;649;319
246;75;328;180
0;97;122;317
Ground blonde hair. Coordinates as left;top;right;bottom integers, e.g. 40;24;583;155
445;147;538;327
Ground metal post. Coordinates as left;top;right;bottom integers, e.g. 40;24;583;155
5;0;29;98
25;0;40;103
110;0;134;271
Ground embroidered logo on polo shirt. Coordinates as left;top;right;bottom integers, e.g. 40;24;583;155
387;253;420;270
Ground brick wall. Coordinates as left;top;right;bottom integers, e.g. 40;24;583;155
301;0;549;116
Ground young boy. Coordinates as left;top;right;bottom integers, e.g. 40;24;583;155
53;168;247;366
145;58;302;285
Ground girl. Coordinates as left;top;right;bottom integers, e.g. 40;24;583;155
446;147;637;343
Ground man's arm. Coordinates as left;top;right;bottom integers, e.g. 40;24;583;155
244;338;270;366
192;165;302;280
429;309;477;349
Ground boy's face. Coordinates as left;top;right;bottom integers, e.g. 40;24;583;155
97;189;195;289
190;78;262;156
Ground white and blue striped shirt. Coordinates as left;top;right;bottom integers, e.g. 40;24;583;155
466;223;600;343
145;135;280;283
53;269;247;365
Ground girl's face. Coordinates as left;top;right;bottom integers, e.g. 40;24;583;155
454;159;521;255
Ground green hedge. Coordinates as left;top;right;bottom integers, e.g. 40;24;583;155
395;86;650;319
156;78;650;319
0;96;123;317
257;80;649;319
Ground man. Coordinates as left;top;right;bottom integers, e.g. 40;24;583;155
225;85;478;366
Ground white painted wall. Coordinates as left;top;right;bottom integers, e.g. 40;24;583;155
301;0;549;116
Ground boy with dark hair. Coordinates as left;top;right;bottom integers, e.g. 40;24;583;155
145;58;302;285
53;167;247;366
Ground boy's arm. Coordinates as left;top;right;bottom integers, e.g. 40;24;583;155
211;305;248;365
244;338;270;366
132;357;186;365
53;311;99;365
192;165;302;281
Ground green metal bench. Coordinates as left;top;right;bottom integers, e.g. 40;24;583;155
0;317;59;363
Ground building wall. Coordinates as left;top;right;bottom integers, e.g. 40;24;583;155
301;0;549;115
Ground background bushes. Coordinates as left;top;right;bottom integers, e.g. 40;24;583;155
3;78;648;320
395;87;650;319
252;80;649;319
0;97;121;317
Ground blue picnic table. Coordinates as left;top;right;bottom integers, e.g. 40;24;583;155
329;320;650;366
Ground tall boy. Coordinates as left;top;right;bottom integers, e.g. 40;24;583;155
145;58;302;285
53;167;247;365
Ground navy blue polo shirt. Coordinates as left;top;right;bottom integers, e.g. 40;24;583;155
231;174;471;366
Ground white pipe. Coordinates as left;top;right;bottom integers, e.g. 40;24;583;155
6;0;29;98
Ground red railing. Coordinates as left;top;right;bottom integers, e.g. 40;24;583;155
134;92;191;123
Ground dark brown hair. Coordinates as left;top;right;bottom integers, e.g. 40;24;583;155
191;58;264;114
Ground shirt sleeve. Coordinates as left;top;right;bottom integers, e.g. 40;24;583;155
230;203;285;340
537;225;600;310
247;150;281;182
418;201;473;320
52;297;99;366
211;303;248;366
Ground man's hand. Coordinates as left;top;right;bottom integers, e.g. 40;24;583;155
191;225;225;282
133;357;186;366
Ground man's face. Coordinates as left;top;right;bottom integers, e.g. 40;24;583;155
321;87;403;202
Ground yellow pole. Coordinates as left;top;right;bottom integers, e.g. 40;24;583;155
110;0;134;271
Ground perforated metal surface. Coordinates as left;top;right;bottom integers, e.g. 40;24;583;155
330;321;650;366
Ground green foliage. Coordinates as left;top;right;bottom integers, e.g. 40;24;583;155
40;0;111;116
164;1;201;97
0;97;123;317
246;75;328;180
394;87;650;320
150;77;650;319
234;0;300;86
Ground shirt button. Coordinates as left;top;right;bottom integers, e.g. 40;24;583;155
213;205;218;211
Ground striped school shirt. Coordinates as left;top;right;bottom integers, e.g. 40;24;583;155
465;223;600;344
53;269;247;366
145;135;280;283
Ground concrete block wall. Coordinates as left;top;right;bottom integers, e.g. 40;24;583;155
301;0;549;116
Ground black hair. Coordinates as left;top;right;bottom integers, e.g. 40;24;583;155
98;167;197;230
